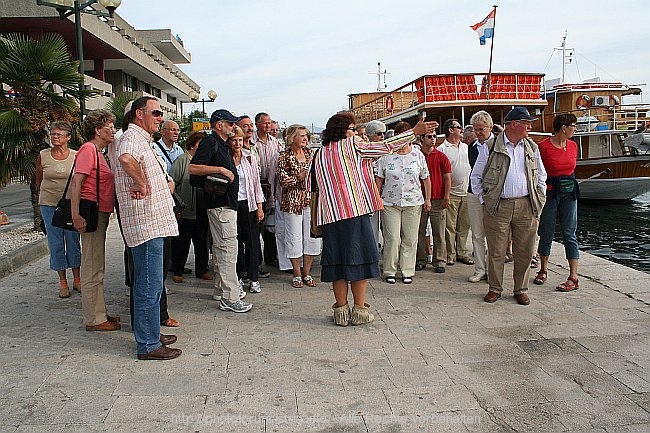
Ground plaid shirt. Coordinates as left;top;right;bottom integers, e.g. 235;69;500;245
251;132;283;204
110;124;178;247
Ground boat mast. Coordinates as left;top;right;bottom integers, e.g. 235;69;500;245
486;5;498;100
369;62;390;91
555;31;574;84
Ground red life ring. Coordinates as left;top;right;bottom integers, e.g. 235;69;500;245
385;95;394;114
609;95;620;106
576;94;592;110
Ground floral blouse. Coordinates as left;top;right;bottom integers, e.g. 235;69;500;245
376;148;429;207
277;147;312;214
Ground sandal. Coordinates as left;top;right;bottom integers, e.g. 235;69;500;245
533;270;547;285
402;276;413;284
292;276;303;288
530;254;540;269
161;318;180;327
386;276;396;284
556;277;579;292
302;275;317;287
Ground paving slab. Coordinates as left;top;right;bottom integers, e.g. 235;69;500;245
1;221;649;432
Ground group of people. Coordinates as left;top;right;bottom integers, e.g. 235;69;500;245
36;99;582;356
349;107;580;308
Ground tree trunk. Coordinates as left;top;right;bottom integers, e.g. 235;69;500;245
30;180;43;232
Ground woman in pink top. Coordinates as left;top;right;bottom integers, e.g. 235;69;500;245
70;109;120;332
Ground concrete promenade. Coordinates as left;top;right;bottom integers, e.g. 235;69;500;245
1;217;649;432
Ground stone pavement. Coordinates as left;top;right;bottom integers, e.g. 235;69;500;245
1;218;649;432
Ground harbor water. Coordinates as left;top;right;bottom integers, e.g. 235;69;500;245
574;192;650;275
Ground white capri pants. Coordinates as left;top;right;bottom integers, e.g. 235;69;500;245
282;208;322;259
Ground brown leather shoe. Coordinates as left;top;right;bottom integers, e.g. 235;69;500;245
515;292;530;305
86;320;121;331
160;334;177;345
137;345;182;361
484;291;501;303
198;272;213;280
172;275;183;283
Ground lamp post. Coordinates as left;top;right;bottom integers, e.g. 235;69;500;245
188;90;217;116
36;0;123;125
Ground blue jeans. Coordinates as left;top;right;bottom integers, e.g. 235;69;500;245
537;192;580;259
40;205;81;271
131;238;164;354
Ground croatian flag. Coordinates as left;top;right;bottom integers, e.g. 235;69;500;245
471;10;495;45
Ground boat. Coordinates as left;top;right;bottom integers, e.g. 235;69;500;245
348;72;650;202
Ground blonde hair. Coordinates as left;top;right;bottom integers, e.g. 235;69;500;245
284;124;307;147
227;125;245;143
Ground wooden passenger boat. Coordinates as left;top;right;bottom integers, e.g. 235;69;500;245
348;73;650;202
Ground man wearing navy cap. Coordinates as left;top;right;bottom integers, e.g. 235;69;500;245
189;109;253;313
471;107;547;305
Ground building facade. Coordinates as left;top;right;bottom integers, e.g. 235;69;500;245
0;0;199;118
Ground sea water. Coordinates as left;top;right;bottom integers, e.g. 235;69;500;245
573;192;650;275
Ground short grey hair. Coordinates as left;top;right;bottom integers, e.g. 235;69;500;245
365;120;386;137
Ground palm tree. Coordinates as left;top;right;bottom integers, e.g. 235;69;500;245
0;33;93;230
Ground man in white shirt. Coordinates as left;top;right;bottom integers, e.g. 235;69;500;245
467;111;494;283
471;107;547;306
437;119;472;266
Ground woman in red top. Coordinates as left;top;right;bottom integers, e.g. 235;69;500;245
534;113;581;292
70;109;120;331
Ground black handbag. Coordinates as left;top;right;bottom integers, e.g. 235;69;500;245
204;173;230;198
172;191;187;219
51;149;100;233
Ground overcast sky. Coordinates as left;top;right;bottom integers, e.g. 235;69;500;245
116;0;649;128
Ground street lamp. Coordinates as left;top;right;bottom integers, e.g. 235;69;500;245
189;90;217;116
36;0;123;124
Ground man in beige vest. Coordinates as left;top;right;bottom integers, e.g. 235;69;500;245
471;107;547;305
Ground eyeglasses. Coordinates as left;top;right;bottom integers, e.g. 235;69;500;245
566;124;577;128
348;127;357;132
101;125;117;133
50;133;69;138
424;134;435;139
142;109;164;117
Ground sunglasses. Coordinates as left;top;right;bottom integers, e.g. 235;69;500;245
141;109;164;117
348;127;357;132
451;125;463;130
424;134;435;139
375;131;385;136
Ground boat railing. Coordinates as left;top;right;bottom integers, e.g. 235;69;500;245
350;73;546;124
567;104;650;132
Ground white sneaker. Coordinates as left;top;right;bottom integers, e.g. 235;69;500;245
250;281;261;293
212;291;221;301
238;279;247;299
468;272;487;283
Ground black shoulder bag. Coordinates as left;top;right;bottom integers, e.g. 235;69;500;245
52;149;100;232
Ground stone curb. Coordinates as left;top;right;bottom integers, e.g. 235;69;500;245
0;237;49;278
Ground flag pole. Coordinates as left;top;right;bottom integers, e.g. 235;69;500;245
486;5;498;101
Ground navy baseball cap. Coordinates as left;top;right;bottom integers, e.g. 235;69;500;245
504;107;537;122
210;109;242;124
